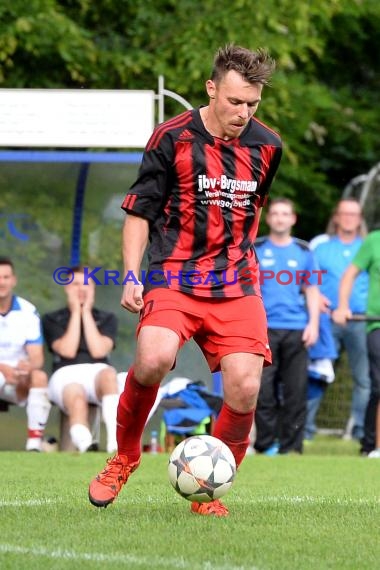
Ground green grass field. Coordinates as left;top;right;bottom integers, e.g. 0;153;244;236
0;438;379;570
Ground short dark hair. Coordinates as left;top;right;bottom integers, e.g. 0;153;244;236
268;197;296;213
0;256;15;271
70;265;86;274
211;44;276;86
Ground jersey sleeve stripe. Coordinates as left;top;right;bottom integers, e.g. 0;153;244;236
146;111;193;151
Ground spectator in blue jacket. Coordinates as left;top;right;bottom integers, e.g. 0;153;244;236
306;198;370;440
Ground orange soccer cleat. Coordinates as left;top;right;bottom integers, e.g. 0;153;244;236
88;454;140;508
191;499;229;517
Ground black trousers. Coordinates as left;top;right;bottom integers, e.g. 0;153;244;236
254;328;308;454
361;328;380;453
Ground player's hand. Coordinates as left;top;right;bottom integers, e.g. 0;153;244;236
82;284;95;311
66;286;82;312
0;364;18;384
332;307;352;326
302;322;319;348
16;360;32;376
319;294;332;314
121;281;144;313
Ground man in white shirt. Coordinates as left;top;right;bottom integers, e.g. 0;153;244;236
0;257;51;451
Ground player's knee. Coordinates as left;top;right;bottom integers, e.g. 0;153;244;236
30;369;48;388
97;366;118;392
242;379;260;402
135;350;175;384
62;384;87;414
231;374;261;409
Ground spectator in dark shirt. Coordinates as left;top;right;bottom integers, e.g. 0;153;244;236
43;266;119;453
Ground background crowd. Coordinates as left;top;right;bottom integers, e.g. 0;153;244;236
1;196;379;458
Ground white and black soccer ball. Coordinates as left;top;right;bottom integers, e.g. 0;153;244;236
168;435;236;503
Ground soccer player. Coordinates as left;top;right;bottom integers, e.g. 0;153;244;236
43;266;119;453
89;44;282;516
254;198;320;454
333;230;380;457
0;256;51;451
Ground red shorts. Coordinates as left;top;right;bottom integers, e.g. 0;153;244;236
137;288;271;372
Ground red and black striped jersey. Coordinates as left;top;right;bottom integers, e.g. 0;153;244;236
121;107;282;297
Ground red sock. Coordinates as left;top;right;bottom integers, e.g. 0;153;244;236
212;402;254;468
116;367;160;461
28;429;43;439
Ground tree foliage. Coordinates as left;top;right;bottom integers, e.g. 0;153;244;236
1;0;380;238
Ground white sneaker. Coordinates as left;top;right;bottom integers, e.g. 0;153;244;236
26;438;42;452
368;448;380;458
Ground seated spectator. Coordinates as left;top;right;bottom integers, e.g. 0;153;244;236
42;266;119;453
0;256;51;451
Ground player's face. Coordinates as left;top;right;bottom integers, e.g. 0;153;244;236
0;264;17;301
266;204;296;235
206;70;263;140
334;201;362;234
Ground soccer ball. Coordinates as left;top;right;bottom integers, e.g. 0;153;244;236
167;435;236;503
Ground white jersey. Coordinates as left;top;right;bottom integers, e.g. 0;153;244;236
0;295;43;366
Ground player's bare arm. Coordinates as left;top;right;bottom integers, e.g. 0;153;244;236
82;309;114;358
78;279;113;358
303;285;320;347
51;303;81;359
121;215;149;313
332;263;361;325
25;343;44;370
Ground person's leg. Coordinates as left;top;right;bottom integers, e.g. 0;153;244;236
25;370;51;452
199;294;270;467
254;329;282;452
376;402;380;450
0;374;50;452
116;325;180;459
188;294;270;517
363;329;380;455
89;324;181;507
341;321;371;440
304;380;327;441
278;330;308;453
214;351;264;465
62;383;93;452
367;403;380;458
50;364;104;453
94;366;119;453
89;289;208;508
188;350;265;518
304;358;335;441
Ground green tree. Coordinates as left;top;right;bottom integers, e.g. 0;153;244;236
1;0;380;237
